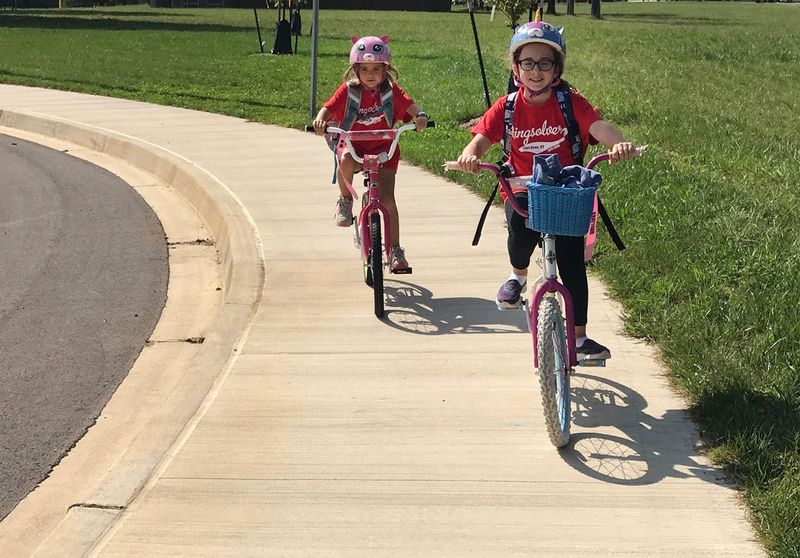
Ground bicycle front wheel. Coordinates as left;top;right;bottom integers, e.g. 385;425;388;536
369;212;384;318
536;296;571;448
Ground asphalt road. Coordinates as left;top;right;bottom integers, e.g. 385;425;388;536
0;134;168;520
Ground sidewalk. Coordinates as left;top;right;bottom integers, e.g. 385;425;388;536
0;85;764;557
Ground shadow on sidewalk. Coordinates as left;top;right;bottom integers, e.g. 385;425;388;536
382;281;729;490
559;373;731;487
382;280;527;335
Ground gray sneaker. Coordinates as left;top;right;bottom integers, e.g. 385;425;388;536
334;196;353;227
390;246;410;272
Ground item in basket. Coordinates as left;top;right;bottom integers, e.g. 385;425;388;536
559;163;602;190
531;154;602;191
531;154;561;185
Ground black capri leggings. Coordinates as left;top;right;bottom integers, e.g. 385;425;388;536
505;194;589;326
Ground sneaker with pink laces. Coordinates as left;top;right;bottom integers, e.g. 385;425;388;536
390;246;412;273
334;196;353;227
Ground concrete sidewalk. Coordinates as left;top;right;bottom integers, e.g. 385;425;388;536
0;85;764;557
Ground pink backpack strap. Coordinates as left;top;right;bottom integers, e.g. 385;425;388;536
584;192;599;263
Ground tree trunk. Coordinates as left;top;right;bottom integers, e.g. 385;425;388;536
591;0;601;19
546;0;557;16
567;0;575;16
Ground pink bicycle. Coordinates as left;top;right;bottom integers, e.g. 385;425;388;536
446;149;643;447
309;120;434;318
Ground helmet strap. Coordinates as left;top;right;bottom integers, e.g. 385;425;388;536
514;75;561;99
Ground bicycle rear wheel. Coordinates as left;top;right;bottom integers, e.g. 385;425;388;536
536;296;571;448
369;212;384;318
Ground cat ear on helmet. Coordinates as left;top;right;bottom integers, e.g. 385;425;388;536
351;36;360;45
380;35;390;43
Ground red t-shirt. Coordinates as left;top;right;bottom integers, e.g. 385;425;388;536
324;81;415;170
472;90;602;198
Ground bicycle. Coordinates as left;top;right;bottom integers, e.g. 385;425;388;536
308;120;434;318
445;149;643;447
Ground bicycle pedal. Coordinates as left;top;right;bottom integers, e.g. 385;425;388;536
495;300;523;311
390;266;413;275
578;358;606;367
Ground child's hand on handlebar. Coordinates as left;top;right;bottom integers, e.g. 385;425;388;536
609;142;637;164
454;153;482;174
312;119;328;135
414;112;428;132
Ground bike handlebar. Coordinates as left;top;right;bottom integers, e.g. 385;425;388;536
443;146;646;219
305;121;436;165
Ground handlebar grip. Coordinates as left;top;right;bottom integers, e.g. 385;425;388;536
443;161;460;171
304;125;315;132
425;121;436;129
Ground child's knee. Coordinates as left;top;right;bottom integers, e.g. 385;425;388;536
340;153;359;172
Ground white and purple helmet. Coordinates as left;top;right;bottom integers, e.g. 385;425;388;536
349;36;392;65
508;21;566;60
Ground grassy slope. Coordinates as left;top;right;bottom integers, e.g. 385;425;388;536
1;3;799;554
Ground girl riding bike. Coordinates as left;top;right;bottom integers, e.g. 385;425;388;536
312;35;429;272
452;21;637;362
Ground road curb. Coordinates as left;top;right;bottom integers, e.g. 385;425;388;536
0;109;265;556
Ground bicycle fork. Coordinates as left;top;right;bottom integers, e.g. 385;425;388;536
357;164;393;264
530;236;578;369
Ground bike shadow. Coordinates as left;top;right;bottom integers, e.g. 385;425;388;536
559;373;732;487
381;279;528;335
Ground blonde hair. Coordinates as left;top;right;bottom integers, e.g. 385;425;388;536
344;63;400;87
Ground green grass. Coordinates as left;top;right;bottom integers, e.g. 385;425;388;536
2;3;800;555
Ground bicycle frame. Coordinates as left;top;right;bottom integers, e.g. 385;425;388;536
325;123;417;265
445;152;612;369
446;150;642;447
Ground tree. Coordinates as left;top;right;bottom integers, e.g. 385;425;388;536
546;0;556;16
488;0;529;28
591;0;601;19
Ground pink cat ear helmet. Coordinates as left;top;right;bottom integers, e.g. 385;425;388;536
349;36;392;65
508;21;566;61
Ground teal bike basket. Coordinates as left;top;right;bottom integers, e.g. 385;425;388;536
527;182;596;237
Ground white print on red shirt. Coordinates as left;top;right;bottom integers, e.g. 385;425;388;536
519;138;565;154
511;119;568;155
357;107;386;127
353;94;389;127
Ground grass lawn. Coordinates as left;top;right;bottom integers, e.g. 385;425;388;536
1;2;799;555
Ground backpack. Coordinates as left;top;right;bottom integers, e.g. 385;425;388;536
472;84;625;260
502;84;583;167
340;80;394;131
326;80;395;185
271;18;293;55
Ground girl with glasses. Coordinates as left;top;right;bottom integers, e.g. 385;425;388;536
452;21;637;362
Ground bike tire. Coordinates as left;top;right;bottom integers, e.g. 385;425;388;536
536;296;571;448
364;262;373;286
359;193;372;286
369;212;384;318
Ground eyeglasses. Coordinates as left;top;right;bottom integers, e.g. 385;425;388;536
517;58;556;72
